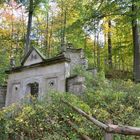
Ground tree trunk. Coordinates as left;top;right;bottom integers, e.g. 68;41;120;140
45;10;49;57
60;0;64;51
45;0;49;56
108;20;113;68
93;34;97;67
63;8;67;46
97;34;100;69
48;12;53;58
25;0;34;55
132;0;140;82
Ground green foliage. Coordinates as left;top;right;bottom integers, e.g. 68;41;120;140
1;70;140;139
0;49;9;84
72;68;140;139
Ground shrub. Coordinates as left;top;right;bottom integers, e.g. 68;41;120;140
0;68;140;139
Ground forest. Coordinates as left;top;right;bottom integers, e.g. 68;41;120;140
0;0;140;140
0;0;140;82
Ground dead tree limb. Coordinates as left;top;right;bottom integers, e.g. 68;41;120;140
62;100;108;130
107;124;140;136
62;100;140;136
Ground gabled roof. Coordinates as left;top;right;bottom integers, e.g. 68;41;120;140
6;54;71;74
21;46;46;66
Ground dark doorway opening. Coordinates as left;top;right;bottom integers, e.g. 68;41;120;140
29;82;39;98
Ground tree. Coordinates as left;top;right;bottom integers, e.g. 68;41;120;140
25;0;34;54
132;0;140;82
24;0;48;54
108;20;112;68
0;1;27;83
83;0;140;79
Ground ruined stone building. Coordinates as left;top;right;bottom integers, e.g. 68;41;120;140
0;47;88;107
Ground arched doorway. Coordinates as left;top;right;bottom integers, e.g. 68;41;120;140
26;82;39;97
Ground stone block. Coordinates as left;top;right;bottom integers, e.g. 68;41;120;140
66;75;85;95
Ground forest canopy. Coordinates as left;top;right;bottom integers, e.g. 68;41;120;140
0;0;140;82
1;1;140;139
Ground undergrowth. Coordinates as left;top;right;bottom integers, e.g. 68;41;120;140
0;67;140;140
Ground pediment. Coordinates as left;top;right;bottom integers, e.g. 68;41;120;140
21;47;46;66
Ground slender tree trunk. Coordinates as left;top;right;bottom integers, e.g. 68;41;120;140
20;5;26;60
25;0;34;55
63;8;67;47
104;32;107;70
108;20;113;68
132;0;140;82
45;0;49;56
45;10;49;56
60;0;67;52
116;27;119;70
93;34;96;67
10;6;14;58
48;12;53;58
60;0;64;50
97;34;100;70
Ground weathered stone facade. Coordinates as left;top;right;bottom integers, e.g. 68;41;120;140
64;48;88;72
0;46;88;107
66;75;85;95
0;86;7;108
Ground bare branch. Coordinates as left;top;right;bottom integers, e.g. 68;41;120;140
62;100;140;136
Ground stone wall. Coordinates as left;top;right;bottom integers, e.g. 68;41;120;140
0;86;7;108
66;75;85;95
6;62;70;106
65;48;88;73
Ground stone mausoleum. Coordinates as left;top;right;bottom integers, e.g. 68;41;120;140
2;46;88;107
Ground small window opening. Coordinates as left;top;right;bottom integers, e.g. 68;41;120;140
15;87;18;90
49;80;55;87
